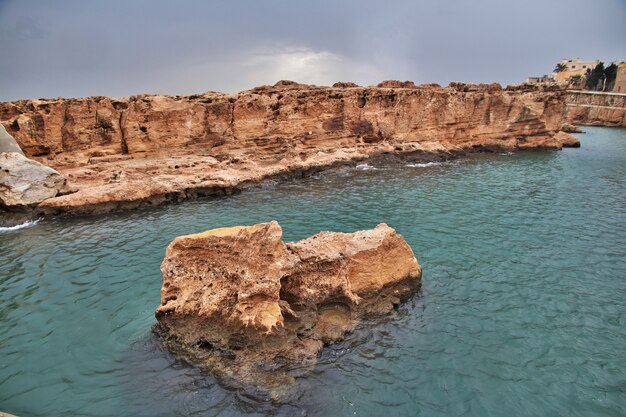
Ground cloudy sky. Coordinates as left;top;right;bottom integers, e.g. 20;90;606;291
1;0;625;101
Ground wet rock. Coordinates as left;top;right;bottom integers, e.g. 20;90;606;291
153;221;421;399
0;210;36;227
554;131;581;148
0;152;71;208
560;123;584;134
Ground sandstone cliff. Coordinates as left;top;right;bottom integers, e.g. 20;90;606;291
1;81;571;160
0;81;579;221
153;221;421;400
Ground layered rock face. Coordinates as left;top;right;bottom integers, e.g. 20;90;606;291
153;221;421;399
1;82;572;160
0;82;579;220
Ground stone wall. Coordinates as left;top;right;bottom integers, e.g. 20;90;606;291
566;90;626;127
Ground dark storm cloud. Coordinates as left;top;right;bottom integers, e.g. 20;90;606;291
0;0;625;100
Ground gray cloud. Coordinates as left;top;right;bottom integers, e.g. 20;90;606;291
0;0;625;100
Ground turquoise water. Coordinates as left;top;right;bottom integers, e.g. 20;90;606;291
1;127;625;416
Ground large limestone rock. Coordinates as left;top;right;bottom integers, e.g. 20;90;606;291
153;221;421;399
0;124;24;155
156;222;294;336
0;152;69;208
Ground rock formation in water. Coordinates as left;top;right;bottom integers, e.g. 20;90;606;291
153;221;421;399
560;123;584;134
553;131;581;148
0;152;72;209
0;81;580;221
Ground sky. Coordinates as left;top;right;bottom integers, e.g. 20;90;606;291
1;0;625;101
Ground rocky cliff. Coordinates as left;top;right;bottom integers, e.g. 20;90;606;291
0;81;579;220
1;81;571;159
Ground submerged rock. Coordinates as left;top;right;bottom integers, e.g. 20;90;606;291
153;221;421;399
0;152;71;209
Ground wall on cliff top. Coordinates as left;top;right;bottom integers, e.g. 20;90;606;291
565;91;626;127
0;82;567;160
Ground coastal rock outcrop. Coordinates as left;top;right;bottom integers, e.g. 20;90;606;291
560;123;584;134
0;82;581;219
1;82;569;161
553;131;581;148
153;221;421;399
0;152;71;208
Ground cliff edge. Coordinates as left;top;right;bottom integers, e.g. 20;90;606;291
0;81;580;221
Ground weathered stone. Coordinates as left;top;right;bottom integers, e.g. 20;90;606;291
283;224;421;305
155;222;294;338
554;131;581;148
153;221;421;399
377;80;417;88
560;123;584;133
0;82;581;218
0;152;69;208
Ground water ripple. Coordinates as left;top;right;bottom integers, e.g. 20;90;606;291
1;127;625;416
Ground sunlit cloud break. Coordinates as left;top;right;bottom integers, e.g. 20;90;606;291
240;46;385;88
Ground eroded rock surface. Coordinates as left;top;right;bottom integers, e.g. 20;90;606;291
153;221;421;399
553;131;581;148
0;82;580;218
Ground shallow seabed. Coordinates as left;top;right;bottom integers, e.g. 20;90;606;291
1;127;625;416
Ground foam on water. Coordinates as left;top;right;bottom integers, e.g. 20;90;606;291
406;161;447;168
355;163;378;170
0;219;40;233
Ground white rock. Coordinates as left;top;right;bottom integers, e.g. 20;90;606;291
0;152;68;207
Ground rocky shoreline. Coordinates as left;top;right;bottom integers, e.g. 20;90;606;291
0;143;579;227
1;81;581;226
